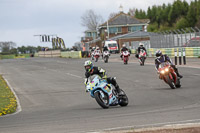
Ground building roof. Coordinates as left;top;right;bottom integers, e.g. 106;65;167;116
100;12;149;27
84;30;97;33
108;30;150;41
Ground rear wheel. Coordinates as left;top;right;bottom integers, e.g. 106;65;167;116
94;91;109;109
176;79;181;88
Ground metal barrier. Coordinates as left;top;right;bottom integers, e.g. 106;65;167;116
150;27;200;48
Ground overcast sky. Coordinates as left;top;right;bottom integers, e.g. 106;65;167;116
0;0;192;48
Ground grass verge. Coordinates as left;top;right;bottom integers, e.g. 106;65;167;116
0;75;17;116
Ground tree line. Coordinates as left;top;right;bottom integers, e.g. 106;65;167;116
0;41;43;55
81;0;200;33
132;0;200;32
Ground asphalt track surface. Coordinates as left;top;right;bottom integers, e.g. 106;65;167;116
0;56;200;133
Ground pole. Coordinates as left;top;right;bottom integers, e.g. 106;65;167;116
107;21;109;39
183;48;186;65
179;48;182;65
174;48;177;65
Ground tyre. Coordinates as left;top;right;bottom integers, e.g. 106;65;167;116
165;75;176;89
124;57;128;64
104;57;108;63
141;57;145;66
95;57;98;62
118;90;128;107
94;91;109;109
176;79;181;88
91;56;94;60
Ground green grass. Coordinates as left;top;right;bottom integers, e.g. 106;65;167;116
0;75;17;116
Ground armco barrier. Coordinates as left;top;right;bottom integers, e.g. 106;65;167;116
61;51;82;58
145;47;200;57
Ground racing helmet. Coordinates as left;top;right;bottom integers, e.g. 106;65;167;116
139;42;144;47
96;47;99;50
84;60;93;72
155;50;162;57
122;44;126;47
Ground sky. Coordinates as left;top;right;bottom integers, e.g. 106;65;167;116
0;0;192;48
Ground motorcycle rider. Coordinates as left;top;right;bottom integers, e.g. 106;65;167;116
155;50;183;78
102;46;110;58
120;44;129;59
84;60;123;95
136;43;147;58
94;47;101;54
103;46;109;52
90;47;96;60
90;47;95;54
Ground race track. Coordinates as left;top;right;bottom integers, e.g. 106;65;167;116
0;56;200;133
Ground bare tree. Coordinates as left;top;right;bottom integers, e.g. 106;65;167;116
108;12;118;19
0;41;16;53
81;10;104;30
128;8;136;16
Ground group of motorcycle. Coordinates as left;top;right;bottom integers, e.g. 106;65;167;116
121;49;147;65
90;50;110;63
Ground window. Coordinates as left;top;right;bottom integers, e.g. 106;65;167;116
109;27;122;34
108;43;117;47
86;32;92;37
128;26;143;32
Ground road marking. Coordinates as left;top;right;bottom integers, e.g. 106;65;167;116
2;76;22;117
193;74;200;76
57;61;68;64
66;73;83;79
92;120;200;133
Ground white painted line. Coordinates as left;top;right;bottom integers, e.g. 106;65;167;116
193;74;200;76
66;73;83;79
57;61;68;64
2;76;22;117
95;120;200;133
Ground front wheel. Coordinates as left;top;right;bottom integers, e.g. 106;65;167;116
141;57;145;66
104;56;108;63
165;75;176;89
118;90;128;107
124;57;128;64
94;91;109;109
95;57;98;62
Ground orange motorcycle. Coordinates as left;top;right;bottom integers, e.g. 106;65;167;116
158;62;181;89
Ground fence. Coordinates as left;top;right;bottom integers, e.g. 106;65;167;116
150;27;200;48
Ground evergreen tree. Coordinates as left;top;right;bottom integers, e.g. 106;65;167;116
187;1;197;27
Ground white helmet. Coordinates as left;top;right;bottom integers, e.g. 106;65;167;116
139;42;144;47
122;44;126;47
96;47;99;50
